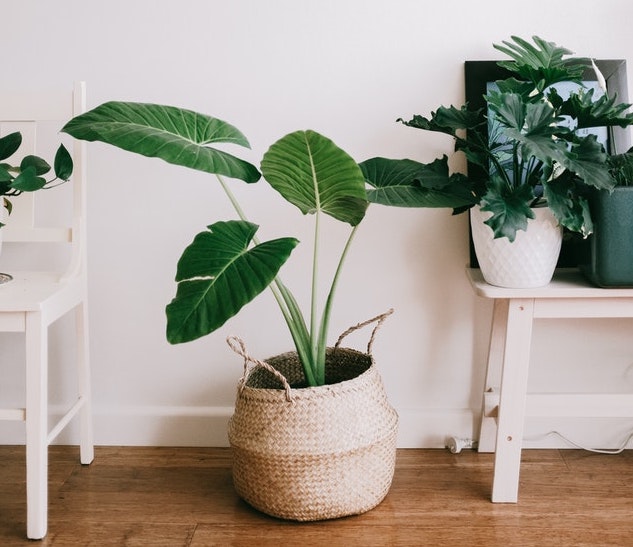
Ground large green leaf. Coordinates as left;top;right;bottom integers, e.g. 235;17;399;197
0;132;22;161
480;177;535;241
502;127;566;168
166;220;298;344
494;99;566;173
398;105;483;137
260;130;368;226
558;135;614;190
560;88;633;129
399;107;489;170
608;150;633;186
62;102;261;183
361;156;476;208
496;77;542;100
486;92;526;131
543;172;593;236
494;35;588;90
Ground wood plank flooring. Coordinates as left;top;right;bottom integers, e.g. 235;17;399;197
0;446;632;546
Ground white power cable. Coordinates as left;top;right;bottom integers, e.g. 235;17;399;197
447;430;633;455
523;430;633;455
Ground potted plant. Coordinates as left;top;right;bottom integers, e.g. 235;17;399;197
61;103;469;519
397;35;633;288
0;131;73;263
581;148;633;286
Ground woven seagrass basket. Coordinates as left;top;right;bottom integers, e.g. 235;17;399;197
227;310;398;521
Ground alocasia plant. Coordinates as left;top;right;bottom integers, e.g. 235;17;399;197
63;103;469;386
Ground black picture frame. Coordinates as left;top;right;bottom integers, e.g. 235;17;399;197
464;59;630;268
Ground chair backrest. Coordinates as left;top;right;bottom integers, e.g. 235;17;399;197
0;82;86;278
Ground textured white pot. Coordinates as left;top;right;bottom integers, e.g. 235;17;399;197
470;205;563;289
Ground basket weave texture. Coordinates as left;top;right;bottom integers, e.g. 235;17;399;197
228;346;399;521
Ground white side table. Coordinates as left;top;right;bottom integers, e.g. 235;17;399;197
467;267;633;502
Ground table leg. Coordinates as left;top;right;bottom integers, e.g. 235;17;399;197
491;297;534;503
479;299;509;453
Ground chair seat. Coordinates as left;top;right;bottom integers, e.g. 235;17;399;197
0;271;83;315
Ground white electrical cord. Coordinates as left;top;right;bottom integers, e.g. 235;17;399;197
447;430;633;455
523;430;633;455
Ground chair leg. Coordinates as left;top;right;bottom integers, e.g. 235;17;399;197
25;312;48;540
76;300;94;465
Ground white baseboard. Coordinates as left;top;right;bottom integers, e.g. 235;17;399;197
85;405;235;447
2;405;633;450
90;406;480;448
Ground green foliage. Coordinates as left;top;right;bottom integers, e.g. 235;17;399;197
361;156;476;208
399;35;633;241
494;35;588;90
62;103;260;183
0;132;22;160
607;149;633;186
63;102;434;386
166;221;299;344
261;130;368;226
480;177;535;240
66;36;632;383
0;131;73;227
397;105;483;136
560;88;633;129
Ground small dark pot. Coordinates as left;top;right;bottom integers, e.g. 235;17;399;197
581;186;633;287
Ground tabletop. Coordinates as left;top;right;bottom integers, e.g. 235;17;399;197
466;268;633;300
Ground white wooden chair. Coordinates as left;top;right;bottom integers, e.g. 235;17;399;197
0;82;93;539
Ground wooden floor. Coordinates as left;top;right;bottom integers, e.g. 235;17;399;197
1;446;632;546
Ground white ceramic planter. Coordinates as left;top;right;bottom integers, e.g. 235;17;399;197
470;205;563;288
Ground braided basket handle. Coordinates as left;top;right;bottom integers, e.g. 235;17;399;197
335;308;394;355
227;309;393;400
227;336;294;402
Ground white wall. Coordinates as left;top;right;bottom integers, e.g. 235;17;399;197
3;0;633;448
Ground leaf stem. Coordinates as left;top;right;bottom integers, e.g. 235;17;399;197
217;174;250;226
216;174;316;385
311;208;320;366
305;133;321;382
315;223;360;383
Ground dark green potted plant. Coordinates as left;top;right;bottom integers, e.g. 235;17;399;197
0;131;73;262
581;148;633;286
61;103;470;520
397;35;633;287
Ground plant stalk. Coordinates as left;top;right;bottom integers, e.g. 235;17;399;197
315;223;361;384
216;174;316;385
310;207;320;369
